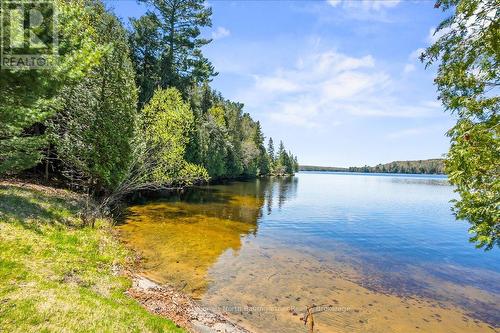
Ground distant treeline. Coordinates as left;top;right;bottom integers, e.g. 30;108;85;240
300;159;445;175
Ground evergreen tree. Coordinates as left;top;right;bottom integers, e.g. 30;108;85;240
200;82;213;115
273;141;286;176
50;3;138;192
293;155;299;172
0;0;298;207
254;122;269;175
129;13;161;107
267;137;275;164
223;101;244;177
199;108;227;178
0;0;104;175
135;0;217;96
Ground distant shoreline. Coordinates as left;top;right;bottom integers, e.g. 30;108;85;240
299;158;445;175
298;170;447;176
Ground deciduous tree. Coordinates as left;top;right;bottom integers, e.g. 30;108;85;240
422;0;499;249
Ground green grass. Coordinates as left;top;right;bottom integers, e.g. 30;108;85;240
0;182;185;333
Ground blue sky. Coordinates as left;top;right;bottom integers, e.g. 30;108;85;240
105;0;454;167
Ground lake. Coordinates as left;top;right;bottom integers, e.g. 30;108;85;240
118;172;499;333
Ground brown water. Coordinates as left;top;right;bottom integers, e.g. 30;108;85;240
118;174;499;333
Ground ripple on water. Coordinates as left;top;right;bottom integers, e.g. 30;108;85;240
119;174;500;332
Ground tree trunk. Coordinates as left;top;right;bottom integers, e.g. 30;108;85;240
44;146;50;182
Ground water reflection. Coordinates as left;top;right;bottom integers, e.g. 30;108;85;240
264;177;298;213
388;176;449;186
119;173;500;332
118;177;298;297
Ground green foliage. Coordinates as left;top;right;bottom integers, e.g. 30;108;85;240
422;0;499;249
0;0;105;175
255;123;270;176
50;2;138;192
196;105;230;178
220;101;244;177
141;88;209;185
208;105;226;127
183;85;295;179
0;0;297;199
446;118;499;249
301;159;444;174
240;114;260;176
267;137;275;164
199;114;228;178
129;13;161;108
0;183;185;333
347;159;445;174
270;140;295;176
132;0;217;103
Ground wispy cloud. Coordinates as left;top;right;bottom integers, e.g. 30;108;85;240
386;123;446;140
212;26;230;40
403;63;416;74
326;0;400;10
326;0;341;7
386;127;428;139
237;48;441;129
404;48;425;75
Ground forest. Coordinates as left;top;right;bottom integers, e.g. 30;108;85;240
0;0;298;208
347;159;444;174
0;0;498;332
301;159;445;174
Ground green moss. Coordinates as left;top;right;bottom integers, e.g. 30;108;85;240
0;183;185;333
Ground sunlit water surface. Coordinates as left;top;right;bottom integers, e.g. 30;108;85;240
118;172;499;333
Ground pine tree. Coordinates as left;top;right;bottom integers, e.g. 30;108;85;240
129;13;161;107
0;0;105;176
254;122;269;175
136;0;217;95
267;137;275;164
50;2;138;192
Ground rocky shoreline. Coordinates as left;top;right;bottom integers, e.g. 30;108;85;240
128;276;252;333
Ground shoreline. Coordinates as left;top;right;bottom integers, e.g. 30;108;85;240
0;180;185;333
0;179;252;333
127;275;252;333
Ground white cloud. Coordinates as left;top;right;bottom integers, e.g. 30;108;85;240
327;0;400;10
326;0;341;7
404;48;426;75
322;0;401;22
346;102;436;118
237;49;441;128
212;26;230;40
386;123;446;140
254;76;300;93
386;127;427;139
403;63;415;74
349;0;400;11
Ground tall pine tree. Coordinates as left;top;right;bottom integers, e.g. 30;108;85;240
134;0;217;98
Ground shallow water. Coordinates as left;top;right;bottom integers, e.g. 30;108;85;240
118;172;500;333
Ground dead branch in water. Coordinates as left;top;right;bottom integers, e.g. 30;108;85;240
301;304;331;333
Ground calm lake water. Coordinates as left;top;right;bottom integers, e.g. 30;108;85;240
119;172;499;333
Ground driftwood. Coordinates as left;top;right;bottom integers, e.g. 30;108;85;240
301;304;331;333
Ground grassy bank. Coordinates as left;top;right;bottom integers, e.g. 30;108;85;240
0;181;185;333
